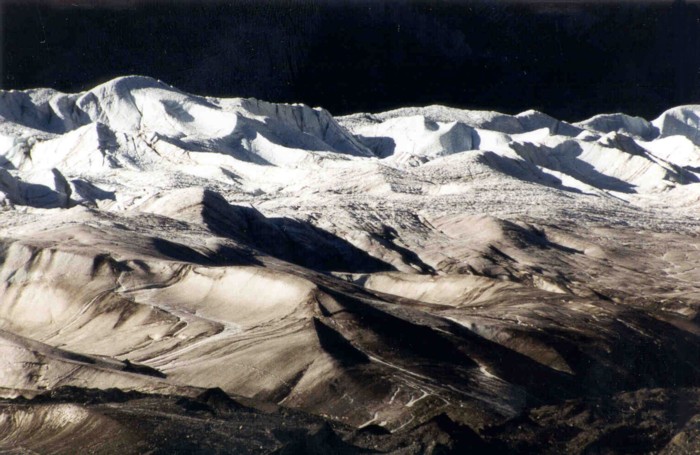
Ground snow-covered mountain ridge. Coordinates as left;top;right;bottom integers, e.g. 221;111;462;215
0;75;698;217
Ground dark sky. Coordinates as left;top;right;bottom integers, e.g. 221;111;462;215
1;0;700;121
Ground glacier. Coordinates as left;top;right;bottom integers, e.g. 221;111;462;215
0;76;699;453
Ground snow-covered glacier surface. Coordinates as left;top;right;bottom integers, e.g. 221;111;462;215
0;76;699;453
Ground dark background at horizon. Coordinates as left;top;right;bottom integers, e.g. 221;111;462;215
1;0;699;122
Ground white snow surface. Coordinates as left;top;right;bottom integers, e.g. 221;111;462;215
0;75;696;225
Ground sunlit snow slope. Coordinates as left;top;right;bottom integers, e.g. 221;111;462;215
0;76;699;453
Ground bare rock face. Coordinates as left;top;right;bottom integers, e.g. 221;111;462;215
0;76;699;453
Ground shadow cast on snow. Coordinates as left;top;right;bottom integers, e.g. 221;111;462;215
197;189;395;274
